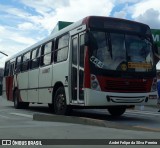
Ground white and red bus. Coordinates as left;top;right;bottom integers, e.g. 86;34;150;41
2;16;158;116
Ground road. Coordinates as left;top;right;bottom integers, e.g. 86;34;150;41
0;96;160;147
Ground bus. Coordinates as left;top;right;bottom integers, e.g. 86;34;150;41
2;16;158;116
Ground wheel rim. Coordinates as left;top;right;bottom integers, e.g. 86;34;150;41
56;94;66;112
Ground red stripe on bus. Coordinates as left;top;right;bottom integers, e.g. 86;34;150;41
84;47;91;88
5;76;14;101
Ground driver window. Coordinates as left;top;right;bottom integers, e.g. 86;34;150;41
91;31;111;64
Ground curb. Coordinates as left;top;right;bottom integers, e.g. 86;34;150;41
33;113;160;132
33;113;111;127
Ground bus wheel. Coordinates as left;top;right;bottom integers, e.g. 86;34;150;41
54;87;70;115
108;106;126;116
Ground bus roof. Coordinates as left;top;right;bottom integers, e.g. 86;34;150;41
5;16;150;62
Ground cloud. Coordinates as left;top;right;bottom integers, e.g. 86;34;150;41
135;9;160;29
20;0;69;14
0;24;37;67
0;25;37;45
0;4;31;18
18;22;35;30
0;26;5;33
0;40;26;67
113;11;127;19
0;0;115;38
131;0;160;18
19;0;115;33
117;0;160;28
116;0;140;4
54;0;113;20
10;34;36;45
123;0;160;29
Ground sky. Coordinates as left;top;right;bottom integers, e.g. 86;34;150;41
0;0;160;68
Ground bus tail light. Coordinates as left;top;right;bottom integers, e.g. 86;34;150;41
91;74;101;91
151;78;157;92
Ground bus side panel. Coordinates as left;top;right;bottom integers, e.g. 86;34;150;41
28;69;39;103
4;76;14;101
38;65;52;103
52;61;70;104
17;72;28;102
2;76;14;101
2;77;7;99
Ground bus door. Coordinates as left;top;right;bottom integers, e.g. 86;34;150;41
70;30;86;104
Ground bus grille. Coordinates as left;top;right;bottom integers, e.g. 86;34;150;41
97;77;153;93
105;79;152;92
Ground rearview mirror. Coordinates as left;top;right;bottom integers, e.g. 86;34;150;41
154;43;158;54
153;43;160;64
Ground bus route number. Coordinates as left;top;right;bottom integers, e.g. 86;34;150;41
90;56;104;68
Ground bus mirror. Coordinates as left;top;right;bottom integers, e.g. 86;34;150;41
153;43;160;64
154;43;158;54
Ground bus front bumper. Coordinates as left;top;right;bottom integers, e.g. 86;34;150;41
84;89;157;106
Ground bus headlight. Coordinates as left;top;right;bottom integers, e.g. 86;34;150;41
91;74;101;91
91;81;98;89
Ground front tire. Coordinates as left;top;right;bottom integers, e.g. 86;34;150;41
54;87;71;115
108;106;126;116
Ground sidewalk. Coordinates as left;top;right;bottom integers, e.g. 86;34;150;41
135;105;159;112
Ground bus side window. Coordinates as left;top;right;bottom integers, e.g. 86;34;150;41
80;34;85;68
54;34;69;63
72;37;78;65
9;62;15;76
41;42;52;66
31;47;40;69
21;52;30;72
15;56;22;73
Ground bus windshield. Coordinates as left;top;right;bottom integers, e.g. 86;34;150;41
90;31;154;72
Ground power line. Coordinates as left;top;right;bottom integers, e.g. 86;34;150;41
0;51;8;56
